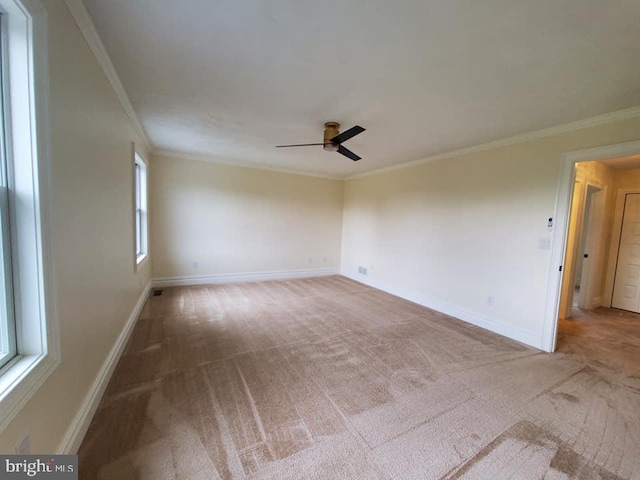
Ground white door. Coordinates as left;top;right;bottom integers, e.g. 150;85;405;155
612;193;640;312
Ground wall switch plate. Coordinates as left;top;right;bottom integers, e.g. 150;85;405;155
538;238;551;250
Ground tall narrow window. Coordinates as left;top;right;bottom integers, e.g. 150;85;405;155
0;16;15;370
0;0;59;432
134;152;148;265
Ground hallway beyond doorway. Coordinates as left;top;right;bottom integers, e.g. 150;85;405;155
557;306;640;377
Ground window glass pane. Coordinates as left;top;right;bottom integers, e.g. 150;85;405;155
135;209;141;255
0;15;15;369
135;162;141;209
0;189;15;368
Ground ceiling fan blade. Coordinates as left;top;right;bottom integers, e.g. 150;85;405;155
276;143;326;148
337;145;361;161
330;125;365;144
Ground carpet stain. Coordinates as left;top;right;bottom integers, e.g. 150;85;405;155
447;421;625;480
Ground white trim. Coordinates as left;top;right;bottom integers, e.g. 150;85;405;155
540;156;580;352
0;354;58;433
156;105;640;181
541;139;640;353
152;268;340;288
136;253;148;267
153;150;343;181
346;106;640;180
57;282;152;454
63;0;151;152
341;271;540;349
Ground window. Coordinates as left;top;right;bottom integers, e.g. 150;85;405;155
0;0;59;432
0;26;16;369
134;152;148;266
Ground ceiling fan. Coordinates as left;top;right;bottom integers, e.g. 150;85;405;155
276;122;366;161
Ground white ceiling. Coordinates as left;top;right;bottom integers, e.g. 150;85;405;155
82;0;640;178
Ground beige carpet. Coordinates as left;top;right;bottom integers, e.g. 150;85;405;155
78;276;640;479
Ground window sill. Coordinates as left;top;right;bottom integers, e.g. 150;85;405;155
0;352;60;432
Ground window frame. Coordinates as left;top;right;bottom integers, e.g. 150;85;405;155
0;0;59;433
133;148;148;268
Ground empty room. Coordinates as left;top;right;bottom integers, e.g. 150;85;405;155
0;0;639;479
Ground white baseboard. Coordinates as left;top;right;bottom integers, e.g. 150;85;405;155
152;268;340;288
341;270;541;350
57;281;152;454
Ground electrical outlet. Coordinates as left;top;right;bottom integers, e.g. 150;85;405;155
15;434;30;454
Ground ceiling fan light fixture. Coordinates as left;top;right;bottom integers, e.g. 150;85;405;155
323;143;339;152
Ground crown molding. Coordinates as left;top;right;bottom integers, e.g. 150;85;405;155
156;102;640;182
64;0;152;152
346;105;640;180
152;149;343;180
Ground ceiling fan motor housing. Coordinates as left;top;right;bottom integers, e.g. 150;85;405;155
323;122;340;151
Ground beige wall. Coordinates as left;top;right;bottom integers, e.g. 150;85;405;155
0;1;151;453
342;117;640;348
150;154;344;279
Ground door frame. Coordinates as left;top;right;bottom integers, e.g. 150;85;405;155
577;185;606;309
541;139;640;353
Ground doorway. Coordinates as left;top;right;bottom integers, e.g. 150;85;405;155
542;140;640;353
558;172;607;320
